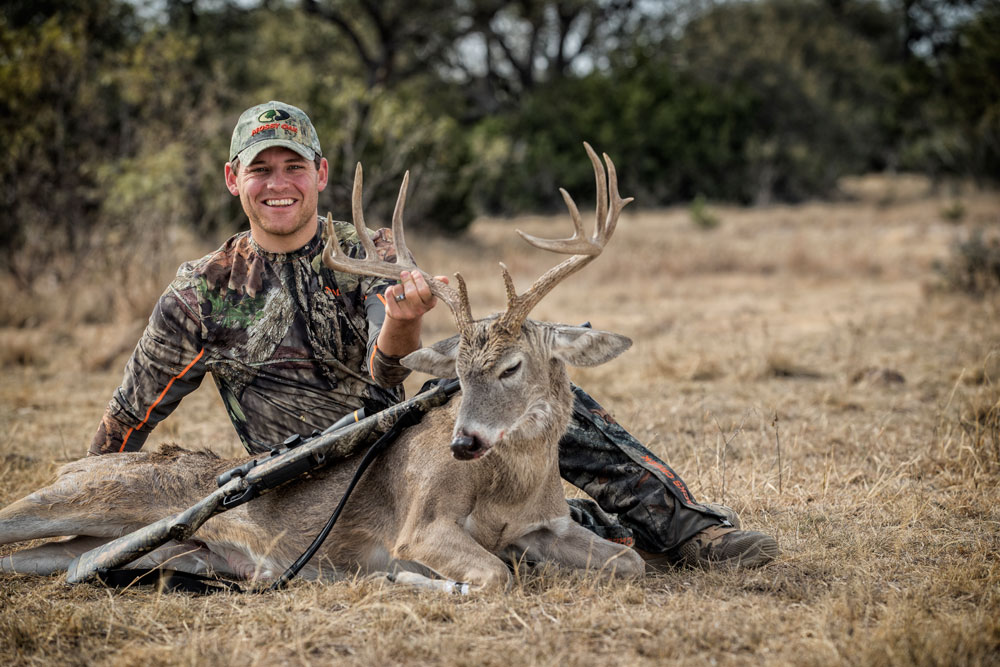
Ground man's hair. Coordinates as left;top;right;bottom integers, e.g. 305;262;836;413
230;155;323;176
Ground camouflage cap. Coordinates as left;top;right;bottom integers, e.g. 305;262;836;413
229;101;322;165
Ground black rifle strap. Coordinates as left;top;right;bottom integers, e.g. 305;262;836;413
267;405;424;591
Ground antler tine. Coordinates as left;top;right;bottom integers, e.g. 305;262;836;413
588;142;609;240
515;189;596;255
321;164;475;336
450;272;474;332
601;148;633;241
348;163;384;267
391;171;416;267
496;143;632;334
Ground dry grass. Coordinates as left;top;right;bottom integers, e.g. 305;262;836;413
2;176;999;666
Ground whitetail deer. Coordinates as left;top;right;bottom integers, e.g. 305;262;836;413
0;144;642;592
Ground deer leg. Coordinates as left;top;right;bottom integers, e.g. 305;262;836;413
394;519;512;592
511;515;645;577
0;535;246;579
0;461;170;548
0;495;126;546
0;493;266;580
0;494;152;576
1;535;111;575
125;541;251;579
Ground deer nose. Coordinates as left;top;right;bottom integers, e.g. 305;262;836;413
450;430;491;461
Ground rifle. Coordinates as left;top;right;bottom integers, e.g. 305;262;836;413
65;378;460;586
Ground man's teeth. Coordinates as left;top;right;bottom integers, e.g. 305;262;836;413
265;199;294;206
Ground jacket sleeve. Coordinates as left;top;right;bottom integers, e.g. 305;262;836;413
363;282;414;389
88;285;208;455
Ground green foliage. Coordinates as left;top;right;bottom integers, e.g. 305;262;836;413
0;7;133;278
676;0;896;203
469;0;942;213
689;195;721;231
940;200;968;222
944;2;1000;179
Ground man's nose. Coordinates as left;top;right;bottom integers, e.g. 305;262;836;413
266;170;288;189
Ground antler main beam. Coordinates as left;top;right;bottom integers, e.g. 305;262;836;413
322;163;474;334
496;142;633;333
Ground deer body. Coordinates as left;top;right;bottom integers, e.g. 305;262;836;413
0;320;640;590
0;144;643;592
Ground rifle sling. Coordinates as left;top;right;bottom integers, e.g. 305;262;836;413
93;392;441;595
268;404;424;591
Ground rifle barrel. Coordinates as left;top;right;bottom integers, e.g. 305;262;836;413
65;478;244;584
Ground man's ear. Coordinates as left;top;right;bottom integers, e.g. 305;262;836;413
401;334;460;378
316;157;329;192
224;162;239;196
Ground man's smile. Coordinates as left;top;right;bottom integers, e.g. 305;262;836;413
264;198;296;207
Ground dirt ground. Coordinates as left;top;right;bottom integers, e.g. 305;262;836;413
1;175;998;666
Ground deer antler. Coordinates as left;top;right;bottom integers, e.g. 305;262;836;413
322;163;475;335
495;142;633;334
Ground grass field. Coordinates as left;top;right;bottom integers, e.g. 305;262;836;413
1;176;998;666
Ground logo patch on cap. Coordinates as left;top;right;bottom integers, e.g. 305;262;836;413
258;109;292;123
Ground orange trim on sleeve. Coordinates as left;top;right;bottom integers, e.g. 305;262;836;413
368;344;379;378
118;348;206;452
376;293;387;307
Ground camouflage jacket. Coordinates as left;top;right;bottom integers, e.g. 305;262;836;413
89;219;408;456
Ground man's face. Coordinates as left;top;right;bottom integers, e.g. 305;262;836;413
225;146;329;253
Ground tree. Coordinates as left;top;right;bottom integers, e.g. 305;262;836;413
0;1;139;279
301;0;463;88
674;0;896;202
943;0;1000;179
444;0;650;116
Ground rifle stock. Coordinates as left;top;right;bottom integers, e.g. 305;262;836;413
65;379;459;585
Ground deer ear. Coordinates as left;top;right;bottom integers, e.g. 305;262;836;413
401;334;461;377
551;326;632;367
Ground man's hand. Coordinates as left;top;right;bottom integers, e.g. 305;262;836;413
377;271;450;358
384;271;449;322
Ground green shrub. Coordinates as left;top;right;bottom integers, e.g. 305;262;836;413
936;229;1000;295
940;200;967;223
689;194;721;230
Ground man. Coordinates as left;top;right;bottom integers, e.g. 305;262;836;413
90;100;779;570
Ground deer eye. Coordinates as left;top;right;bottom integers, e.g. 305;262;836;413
499;361;521;379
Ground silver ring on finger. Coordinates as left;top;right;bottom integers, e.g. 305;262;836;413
394;293;407;302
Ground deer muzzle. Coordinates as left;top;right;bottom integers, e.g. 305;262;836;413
450;430;492;461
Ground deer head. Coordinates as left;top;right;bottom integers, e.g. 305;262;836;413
323;143;633;461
